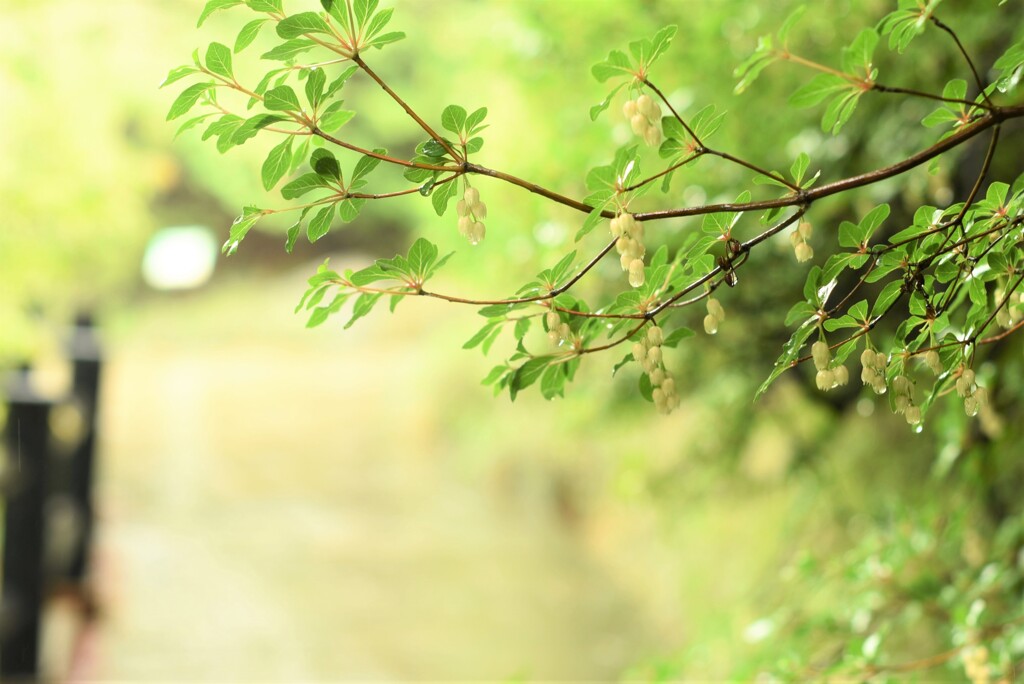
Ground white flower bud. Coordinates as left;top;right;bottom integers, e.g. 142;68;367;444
816;369;835;391
615;236;631;254
661;377;676;397
464;187;480;205
547;330;560;345
798;221;813;240
558;323;571;340
652;387;667;410
622;99;638;119
704;314;718;335
620;252;633;271
789;231;802;247
456;199;468;217
637;94;660;120
833;365;849;386
965;395;979;416
628;258;645;287
630;113;649;136
626;238;645;259
874;351;888;369
794;242;814;262
647;326;664;347
861;349;876;369
872;377;887;395
811;341;831;370
469;221;485;245
924;350;942;375
649;368;665;386
458;215;473;236
892;375;911;396
620;213;637;236
905;406;922;424
610;216;623;238
894;394;911;414
471;201;487;219
707;298;725;321
974;386;988;406
632;342;647;362
546;311;560;330
643;124;663;147
647;346;663;365
861;366;875;385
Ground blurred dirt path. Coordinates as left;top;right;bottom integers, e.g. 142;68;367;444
85;268;660;680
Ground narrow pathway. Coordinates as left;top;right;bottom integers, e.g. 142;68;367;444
85;268;661;680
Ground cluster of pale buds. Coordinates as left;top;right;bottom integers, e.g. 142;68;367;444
703;297;725;335
633;325;679;414
860;349;888;394
891;375;921;424
623;94;663;147
611;212;646;288
961;645;992;684
812;340;849;391
456;186;487;245
545;310;573;348
789;221;814;262
956;367;989;417
994;287;1024;328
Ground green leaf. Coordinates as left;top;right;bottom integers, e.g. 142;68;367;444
320;0;349;26
174;113;215;139
364;7;394;40
661;326;694;348
222;206;265;255
441;104;468;135
231;113;287;144
354;0;379;28
161;65;199;88
305;67;327;109
281;173;333;199
307;204;336;242
167;82;214;120
575;201;612;242
408;238;439;282
872;279;904;318
431;178;459;216
277;12;333;39
789;73;849;108
733;37;777;94
337;198;365;223
821;90;861;135
264;85;302;111
261;137;293;190
790;152;809;185
205;42;234;79
325;65;359;98
367;32;405;49
311;148;342;182
261;39;317;61
647;24;677;65
592;49;633;83
510;356;556;401
841;28;879;76
246;0;283;13
235;19;268;52
198;0;243;27
540;365;568;400
351;149;385;184
345;293;383;329
285;221;302;253
319;103;356;132
590;83;625;121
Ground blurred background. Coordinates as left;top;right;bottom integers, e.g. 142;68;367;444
1;0;1023;680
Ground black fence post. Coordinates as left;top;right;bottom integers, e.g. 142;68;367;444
66;314;102;583
1;368;53;680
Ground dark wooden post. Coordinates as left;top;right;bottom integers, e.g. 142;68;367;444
1;367;53;680
66;315;102;583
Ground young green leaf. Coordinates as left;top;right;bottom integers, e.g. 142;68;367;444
441;105;468;135
246;0;283;13
305;68;327;109
205;42;234;79
277;12;333;39
264;85;302;111
262;39;318;61
307;204;336;242
167;82;215;120
198;0;244;27
234;19;268;53
261;137;294;190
